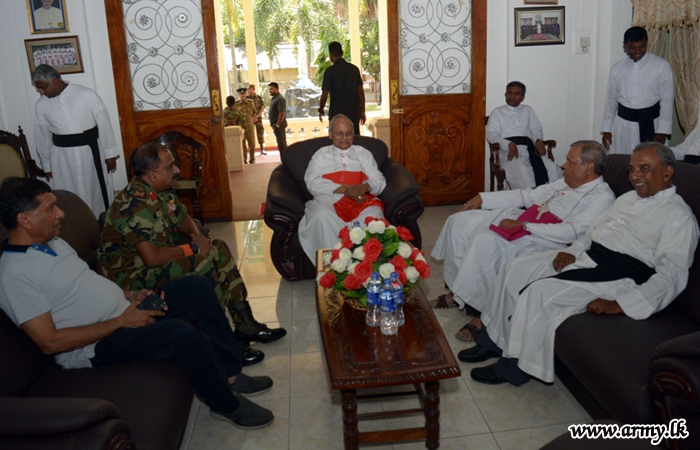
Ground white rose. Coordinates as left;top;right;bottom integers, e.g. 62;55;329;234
405;266;420;283
367;220;386;234
353;247;366;261
333;241;343;250
397;242;412;258
347;261;359;274
331;258;348;273
387;225;396;231
415;252;426;263
322;251;332;267
339;248;352;263
379;263;396;279
349;227;367;245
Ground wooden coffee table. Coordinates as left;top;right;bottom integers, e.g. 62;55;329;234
316;252;461;449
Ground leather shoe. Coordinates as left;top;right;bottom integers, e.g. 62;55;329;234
235;325;287;345
238;342;264;367
457;345;501;363
471;364;509;385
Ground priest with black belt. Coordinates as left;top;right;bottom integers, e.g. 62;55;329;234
32;64;118;217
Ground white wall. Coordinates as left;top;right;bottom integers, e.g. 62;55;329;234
0;0;633;191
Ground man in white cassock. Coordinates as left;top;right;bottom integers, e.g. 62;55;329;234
602;27;674;155
32;64;118;218
299;115;386;265
459;143;699;387
487;81;562;189
431;141;615;340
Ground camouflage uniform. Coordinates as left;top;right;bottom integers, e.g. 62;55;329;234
223;105;244;127
248;94;266;147
97;177;247;312
233;99;256;163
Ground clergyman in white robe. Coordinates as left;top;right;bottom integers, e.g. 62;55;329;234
602;52;674;155
34;83;118;217
34;5;64;30
487;103;562;189
481;185;698;384
299;144;386;264
670;118;700;162
432;174;615;314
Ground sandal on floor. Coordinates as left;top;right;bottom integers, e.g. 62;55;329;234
455;322;481;342
429;293;458;309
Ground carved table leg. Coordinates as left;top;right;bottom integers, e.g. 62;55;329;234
424;381;440;449
341;389;359;450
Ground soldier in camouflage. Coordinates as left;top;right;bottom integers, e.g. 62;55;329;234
247;84;267;157
97;141;287;364
223;95;243;127
234;88;256;164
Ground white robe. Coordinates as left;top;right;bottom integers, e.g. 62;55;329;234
670;118;700;160
299;144;386;264
602;52;674;155
482;186;698;383
431;177;615;311
486;104;562;189
34;6;63;30
34;83;118;217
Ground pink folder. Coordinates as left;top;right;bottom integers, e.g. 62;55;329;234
488;204;561;241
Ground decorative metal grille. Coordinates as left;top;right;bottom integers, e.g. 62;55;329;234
123;0;209;111
399;0;472;95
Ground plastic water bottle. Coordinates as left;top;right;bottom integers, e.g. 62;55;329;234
353;220;361;229
380;279;398;335
366;272;381;327
390;272;405;327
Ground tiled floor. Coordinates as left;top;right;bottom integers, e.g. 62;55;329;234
179;206;592;450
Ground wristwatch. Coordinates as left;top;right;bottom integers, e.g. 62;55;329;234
190;243;200;255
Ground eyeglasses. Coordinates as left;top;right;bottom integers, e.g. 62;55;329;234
332;131;354;138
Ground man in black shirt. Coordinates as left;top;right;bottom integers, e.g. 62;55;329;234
268;82;287;153
318;42;365;135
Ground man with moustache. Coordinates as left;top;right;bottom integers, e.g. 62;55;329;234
459;143;699;387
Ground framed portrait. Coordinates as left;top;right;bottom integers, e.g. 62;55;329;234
524;0;558;4
27;0;69;34
25;36;83;75
515;6;565;47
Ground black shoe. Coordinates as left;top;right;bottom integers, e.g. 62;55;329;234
471;364;509;385
458;345;501;363
230;372;273;396
235;325;287;345
239;342;264;366
210;396;274;430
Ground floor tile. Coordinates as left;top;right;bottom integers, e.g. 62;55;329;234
290;351;332;398
248;295;292;324
393;432;500;450
492;421;586;450
290;318;323;354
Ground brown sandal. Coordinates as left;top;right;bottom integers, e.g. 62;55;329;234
429;293;458;309
455;323;481;342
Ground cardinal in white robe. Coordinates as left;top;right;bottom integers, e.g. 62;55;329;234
299;115;386;264
460;143;698;386
32;65;118;217
487;82;562;189
602;27;674;155
34;1;64;30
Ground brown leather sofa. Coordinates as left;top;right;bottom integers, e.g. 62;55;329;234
264;135;425;281
554;154;700;450
0;190;195;450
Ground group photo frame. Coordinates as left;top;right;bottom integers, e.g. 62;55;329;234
515;6;565;47
27;0;69;34
25;36;83;74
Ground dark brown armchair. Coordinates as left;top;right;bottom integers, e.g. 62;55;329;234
156;131;204;223
0;126;46;183
483;116;556;191
264;136;425;281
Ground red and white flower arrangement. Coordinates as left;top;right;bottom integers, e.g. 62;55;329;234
316;217;430;306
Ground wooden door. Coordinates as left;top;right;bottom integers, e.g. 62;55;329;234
105;0;232;221
388;0;486;205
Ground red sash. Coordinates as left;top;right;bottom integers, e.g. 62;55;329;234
323;171;384;222
488;204;561;241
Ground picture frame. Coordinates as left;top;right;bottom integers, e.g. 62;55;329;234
515;6;565;47
523;0;558;4
25;36;83;75
27;0;69;34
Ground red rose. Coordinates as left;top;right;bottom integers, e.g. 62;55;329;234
390;254;408;271
414;260;431;279
341;235;353;249
354;260;373;283
363;238;383;262
343;273;363;290
331;249;340;261
320;271;336;288
396;270;407;285
364;216;378;225
338;226;350;240
381;219;390;227
410;247;421;261
397;226;414;242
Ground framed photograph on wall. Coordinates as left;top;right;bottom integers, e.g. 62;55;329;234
524;1;558;4
25;36;83;74
515;6;565;47
27;0;69;34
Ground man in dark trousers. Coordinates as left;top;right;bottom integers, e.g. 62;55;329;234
268;82;287;153
318;42;365;135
